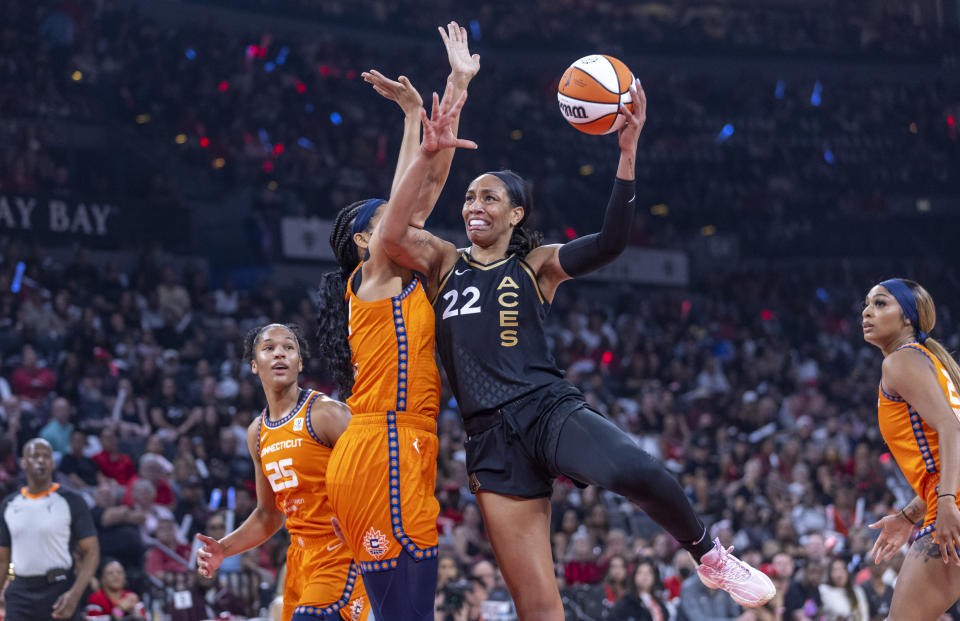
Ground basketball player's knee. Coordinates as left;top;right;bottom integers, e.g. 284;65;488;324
604;443;665;495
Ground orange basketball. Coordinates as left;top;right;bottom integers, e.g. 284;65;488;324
557;54;635;135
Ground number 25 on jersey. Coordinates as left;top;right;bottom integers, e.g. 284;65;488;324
264;458;299;492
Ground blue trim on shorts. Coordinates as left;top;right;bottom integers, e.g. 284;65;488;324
359;557;400;573
383;410;438;567
293;561;359;617
360;275;438;572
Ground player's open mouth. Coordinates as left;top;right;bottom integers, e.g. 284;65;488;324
272;363;289;370
468;219;490;231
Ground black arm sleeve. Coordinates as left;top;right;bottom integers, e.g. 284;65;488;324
557;177;635;278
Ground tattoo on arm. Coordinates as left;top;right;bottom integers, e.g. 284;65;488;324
414;230;433;247
905;496;926;523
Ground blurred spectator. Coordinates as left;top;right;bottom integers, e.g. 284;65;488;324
469;559;498;593
112;379;151;445
859;556;893;621
602;554;629;606
173;476;209;539
204;512;241;573
612;557;669;621
91;483;145;581
453;502;491;563
11;344;56;403
123;453;176;509
676;573;746;621
819;557;869;621
145;517;191;577
149;377;199;441
565;530;604;586
60;429;101;489
436;554;462;590
85;559;147;621
156;267;191;321
784;560;825;620
130;478;173;542
93;427;136;486
40;396;74;455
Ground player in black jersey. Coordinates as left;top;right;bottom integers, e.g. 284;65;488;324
378;82;776;618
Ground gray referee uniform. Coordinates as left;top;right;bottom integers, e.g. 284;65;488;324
0;484;97;621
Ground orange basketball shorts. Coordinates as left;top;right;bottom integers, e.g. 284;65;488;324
916;476;960;541
283;534;369;621
326;411;440;573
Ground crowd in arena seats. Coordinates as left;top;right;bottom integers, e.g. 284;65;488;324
1;239;959;619
2;0;960;619
190;0;957;61
1;0;958;254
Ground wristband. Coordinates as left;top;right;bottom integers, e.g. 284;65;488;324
938;493;957;500
899;508;914;525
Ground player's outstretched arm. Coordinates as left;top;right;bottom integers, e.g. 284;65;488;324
196;419;284;577
883;348;960;566
377;87;474;279
417;21;480;224
530;79;647;297
363;70;423;201
365;22;478;229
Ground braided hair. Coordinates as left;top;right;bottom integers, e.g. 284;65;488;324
488;170;543;257
313;200;367;398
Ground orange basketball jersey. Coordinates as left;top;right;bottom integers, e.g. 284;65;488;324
257;389;367;619
326;267;441;573
878;343;960;534
345;270;440;419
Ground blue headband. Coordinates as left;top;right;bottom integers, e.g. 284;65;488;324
351;198;386;236
879;278;928;344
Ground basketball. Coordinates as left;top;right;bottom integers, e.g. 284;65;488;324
557;54;635;135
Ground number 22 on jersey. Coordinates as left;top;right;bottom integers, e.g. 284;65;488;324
264;458;299;492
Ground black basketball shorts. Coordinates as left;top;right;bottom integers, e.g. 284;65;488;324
462;381;593;498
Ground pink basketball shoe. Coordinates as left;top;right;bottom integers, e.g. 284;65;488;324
697;538;776;608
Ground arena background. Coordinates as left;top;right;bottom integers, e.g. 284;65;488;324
1;0;959;619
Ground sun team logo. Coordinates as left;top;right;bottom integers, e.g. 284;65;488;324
292;417;304;431
349;597;364;620
362;527;389;560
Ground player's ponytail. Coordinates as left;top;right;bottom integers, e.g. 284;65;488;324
313;201;365;399
488;170;543;258
507;225;543;257
905;279;960;392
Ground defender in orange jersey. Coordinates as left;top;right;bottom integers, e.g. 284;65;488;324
863;279;960;621
195;324;369;621
312;22;478;621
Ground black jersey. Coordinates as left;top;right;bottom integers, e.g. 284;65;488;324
433;252;563;416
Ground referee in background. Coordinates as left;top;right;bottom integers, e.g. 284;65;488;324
0;438;99;620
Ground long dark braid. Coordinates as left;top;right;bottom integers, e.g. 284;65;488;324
489;170;543;257
313;200;365;398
